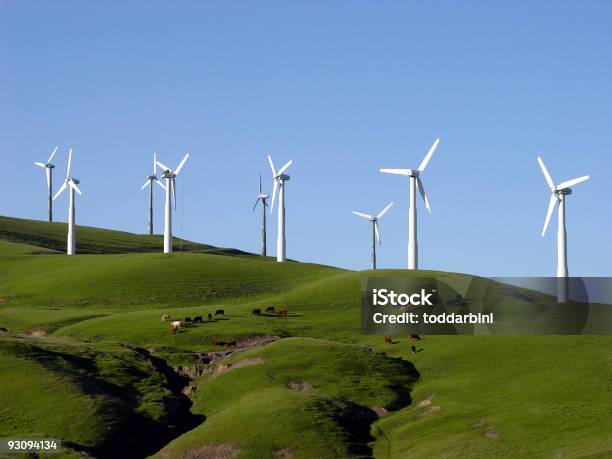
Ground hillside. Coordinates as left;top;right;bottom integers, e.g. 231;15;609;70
1;218;611;458
0;215;250;255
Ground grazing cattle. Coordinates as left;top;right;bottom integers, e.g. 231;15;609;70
171;320;181;329
409;334;421;342
226;340;237;348
265;306;275;313
160;314;171;323
252;308;261;315
170;321;181;334
211;335;218;346
183;317;192;324
193;316;203;323
278;308;287;317
215;309;224;316
208;313;213;321
384;336;393;345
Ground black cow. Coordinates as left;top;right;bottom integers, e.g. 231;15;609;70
252;309;261;315
183;317;192;324
215;309;224;316
193;316;203;323
208;313;213;321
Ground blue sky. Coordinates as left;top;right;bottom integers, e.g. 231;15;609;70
1;1;611;276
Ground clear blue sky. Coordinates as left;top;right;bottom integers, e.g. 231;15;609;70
1;1;611;276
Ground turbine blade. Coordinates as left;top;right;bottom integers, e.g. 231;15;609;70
66;148;72;177
352;211;372;219
141;179;150;190
171;178;177;209
175;153;189;175
270;179;278;214
557;175;590;190
376;201;394;219
542;193;559;237
48;146;58;163
278;160;293;175
34;162;46;168
268;155;277;176
380;168;411;175
537;156;555;190
375;221;381;244
418;138;440;172
157;161;170;172
252;198;260;211
259;171;262;194
68;180;82;195
153;153;157;174
416;177;431;213
53;182;67;200
155;179;167;191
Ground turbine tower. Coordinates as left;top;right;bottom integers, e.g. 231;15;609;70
252;172;269;256
140;153;165;235
156;154;189;253
380;138;440;269
268;155;293;262
537;156;590;302
34;146;59;222
352;202;394;269
53;148;82;255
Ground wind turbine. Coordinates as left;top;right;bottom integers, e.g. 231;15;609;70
156;154;189;253
252;172;269;256
53;148;82;255
34;146;59;222
352;202;394;269
380;138;440;269
140;153;166;235
268;155;293;262
537;156;590;302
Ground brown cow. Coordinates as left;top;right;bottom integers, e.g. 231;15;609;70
170;324;180;334
409;334;421;341
160;314;171;323
384;336;393;345
211;336;218;346
278;308;287;317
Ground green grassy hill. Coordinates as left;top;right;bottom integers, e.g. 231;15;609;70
1;216;611;458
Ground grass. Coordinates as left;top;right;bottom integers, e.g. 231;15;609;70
1;216;612;458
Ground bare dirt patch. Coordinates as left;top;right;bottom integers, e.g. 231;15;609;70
288;381;313;391
416;405;440;417
472;417;486;428
415;396;433;408
274;448;293;458
26;329;47;338
372;406;388;418
485;426;499;438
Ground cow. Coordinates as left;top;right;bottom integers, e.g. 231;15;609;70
265;306;275;313
226;340;237;348
384;336;393;345
278;308;287;317
252;308;261;315
160;314;171;323
215;309;224;316
193;316;203;323
170;320;181;334
208;313;213;321
409;334;421;342
183;317;192;324
211;335;218;346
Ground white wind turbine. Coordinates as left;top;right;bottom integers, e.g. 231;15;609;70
140;153;166;235
537;156;590;302
34;146;59;222
380;138;440;269
268;155;293;262
156;154;189;253
53;148;82;255
252;172;269;256
352;202;394;270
